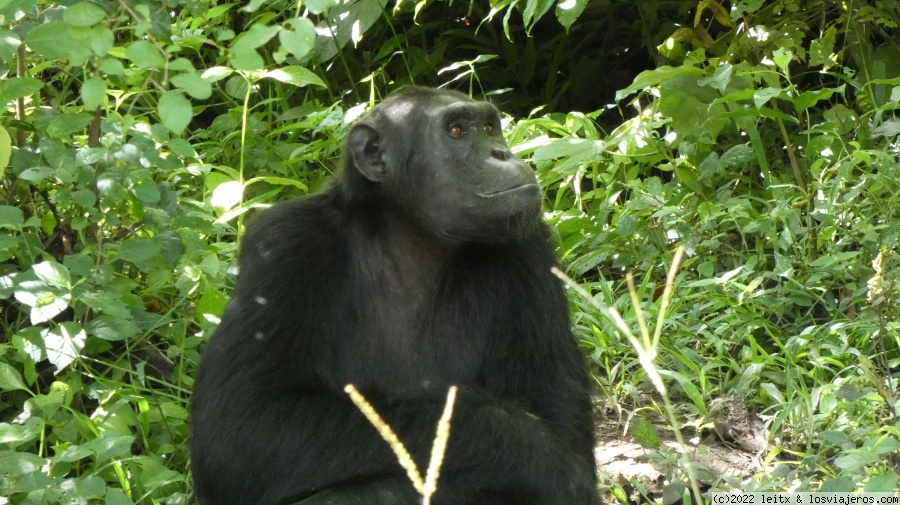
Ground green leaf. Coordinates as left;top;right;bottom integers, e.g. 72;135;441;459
72;189;96;208
794;88;836;112
864;474;900;493
79;292;131;319
80;76;107;109
47;112;93;139
809;251;861;267
44;322;86;370
105;488;134;505
33;261;70;288
873;119;900;138
0;450;45;476
158;92;193;134
201;66;233;82
87;315;139;341
25;21;90;61
261;66;325;88
18;166;55;182
171;71;212;99
0;30;22;62
235;23;279;50
0;125;9;171
658;369;707;414
63;2;106;27
247;176;308;191
125;40;164;68
305;0;338;14
118;238;161;264
230;46;264;71
753;87;784;108
628;418;660;449
834;450;879;472
197;285;228;317
555;0;588;32
278;18;316;59
0;418;42;445
0;77;42;104
615;65;704;101
88;25;114;56
0;363;28;392
0;205;24;228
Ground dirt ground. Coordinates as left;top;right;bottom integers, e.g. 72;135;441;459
595;395;767;503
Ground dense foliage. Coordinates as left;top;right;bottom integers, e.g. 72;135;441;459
0;0;899;503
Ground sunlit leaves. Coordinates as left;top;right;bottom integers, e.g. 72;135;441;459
555;0;588;32
277;18;316;61
261;66;326;88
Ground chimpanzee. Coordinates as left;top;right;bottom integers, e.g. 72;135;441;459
190;86;598;505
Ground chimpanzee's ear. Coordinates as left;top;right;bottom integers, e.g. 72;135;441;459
347;123;386;182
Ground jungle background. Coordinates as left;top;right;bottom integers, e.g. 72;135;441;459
1;0;900;503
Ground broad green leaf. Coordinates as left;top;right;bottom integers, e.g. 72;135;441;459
306;0;338;14
71;189;96;208
753;87;784;109
794;88;836;112
230;46;264;71
158;92;193;134
99;57;125;75
864;474;900;492
0;125;9;171
261;66;325;88
873;119;900;138
201;66;233;82
197;285;228;317
33;261;70;288
0;363;28;392
79;292;131;319
63;2;106;27
105;489;133;505
279;18;315;59
0;77;42;104
555;0;587;32
18;166;55;182
44;322;85;370
0;418;42;445
171;71;212;99
235;23;279;50
47;112;92;139
522;0;554;33
0;205;24;228
25;21;91;62
80;76;107;109
88;25;114;56
247;176;308;191
87;315;139;341
118;238;161;263
833;450;879;472
615;65;703;101
18;291;69;324
0;450;45;476
809;251;861;267
0;30;22;62
125;40;164;68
